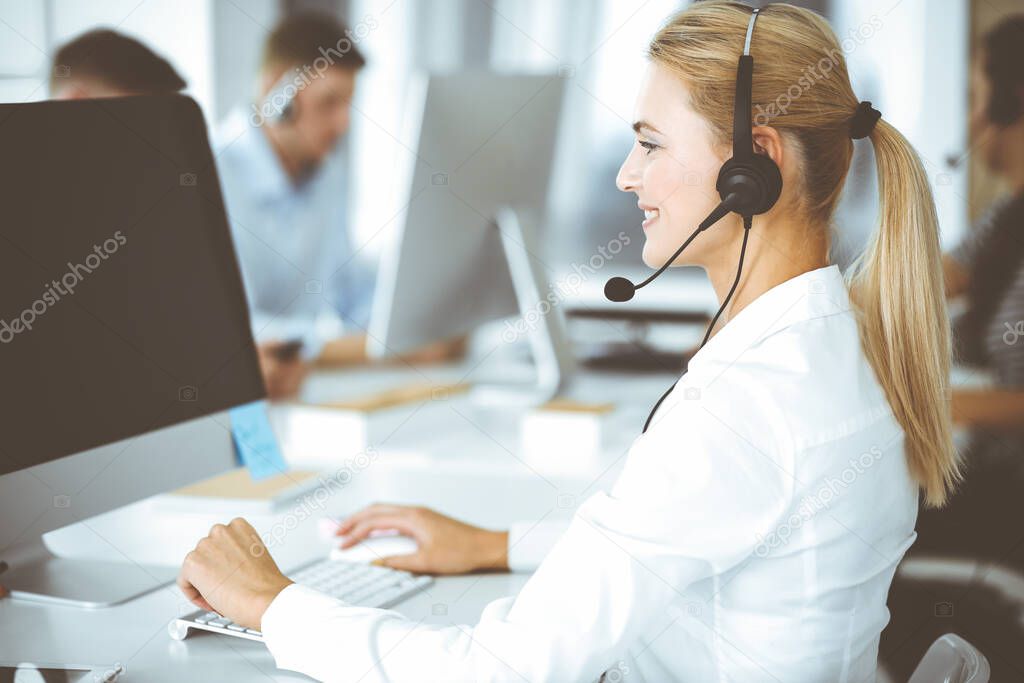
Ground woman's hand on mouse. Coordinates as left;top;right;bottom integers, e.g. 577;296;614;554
335;504;508;575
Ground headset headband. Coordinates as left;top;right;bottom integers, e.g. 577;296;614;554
732;8;761;164
743;7;761;55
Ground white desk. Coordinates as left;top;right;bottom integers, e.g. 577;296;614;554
0;360;676;681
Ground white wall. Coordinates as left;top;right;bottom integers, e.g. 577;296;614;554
211;0;279;123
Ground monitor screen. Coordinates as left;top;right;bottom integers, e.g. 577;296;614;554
0;95;264;477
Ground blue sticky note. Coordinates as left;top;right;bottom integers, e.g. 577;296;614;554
229;400;288;481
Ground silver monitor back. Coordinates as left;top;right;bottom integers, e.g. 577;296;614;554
0;414;237;607
0;414;235;549
367;71;573;400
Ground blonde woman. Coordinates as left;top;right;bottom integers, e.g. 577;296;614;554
177;2;959;680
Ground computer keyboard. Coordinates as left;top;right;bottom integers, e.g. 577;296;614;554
168;558;433;642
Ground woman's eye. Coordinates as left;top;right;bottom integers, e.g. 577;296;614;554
639;140;658;155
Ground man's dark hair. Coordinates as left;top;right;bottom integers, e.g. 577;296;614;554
51;29;187;94
262;12;366;72
980;15;1024;125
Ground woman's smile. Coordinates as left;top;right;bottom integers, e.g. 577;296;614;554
639;203;659;230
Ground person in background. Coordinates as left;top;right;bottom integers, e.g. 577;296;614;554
944;15;1024;412
214;12;458;400
49;29;186;99
881;15;1024;678
934;13;1024;555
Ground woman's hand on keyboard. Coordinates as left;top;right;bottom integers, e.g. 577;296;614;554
177;517;293;631
336;504;509;575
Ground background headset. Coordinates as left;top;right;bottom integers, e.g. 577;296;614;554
260;70;299;124
603;6;783;433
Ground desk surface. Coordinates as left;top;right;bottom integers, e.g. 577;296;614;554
0;359;675;681
3;354;991;681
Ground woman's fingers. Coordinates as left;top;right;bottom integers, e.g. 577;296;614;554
372;553;426;573
335;505;396;534
335;504;414;536
191;594;215;612
338;515;423;549
176;572;214;612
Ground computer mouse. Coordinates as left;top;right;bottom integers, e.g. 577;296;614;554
329;534;419;564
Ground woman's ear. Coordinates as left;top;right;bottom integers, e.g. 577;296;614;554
751;126;784;170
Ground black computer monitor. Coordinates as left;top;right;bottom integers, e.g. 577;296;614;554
0;95;264;606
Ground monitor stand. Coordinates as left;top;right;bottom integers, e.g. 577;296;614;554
1;536;178;609
469;207;575;407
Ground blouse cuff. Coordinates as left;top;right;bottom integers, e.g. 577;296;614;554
507;519;571;573
260;583;345;672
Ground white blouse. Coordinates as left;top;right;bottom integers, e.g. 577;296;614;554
261;264;919;682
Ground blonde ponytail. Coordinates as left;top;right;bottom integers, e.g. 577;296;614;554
848;120;960;506
649;1;959;506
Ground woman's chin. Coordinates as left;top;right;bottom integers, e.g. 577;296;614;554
641;244;659;269
642;244;674;269
642;237;706;269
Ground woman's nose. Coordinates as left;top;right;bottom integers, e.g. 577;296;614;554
616;147;641;193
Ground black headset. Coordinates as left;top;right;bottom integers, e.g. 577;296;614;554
261;70;299;124
604;7;783;433
716;9;783;218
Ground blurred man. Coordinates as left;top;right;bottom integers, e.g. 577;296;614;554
50;29;186;99
214;12;374;399
216;12;460;399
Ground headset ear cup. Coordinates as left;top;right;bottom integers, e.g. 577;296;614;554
715;153;783;216
750;154;783;212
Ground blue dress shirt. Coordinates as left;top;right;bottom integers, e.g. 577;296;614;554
212;108;375;360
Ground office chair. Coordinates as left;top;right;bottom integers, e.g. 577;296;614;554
898;555;1024;603
907;633;990;683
